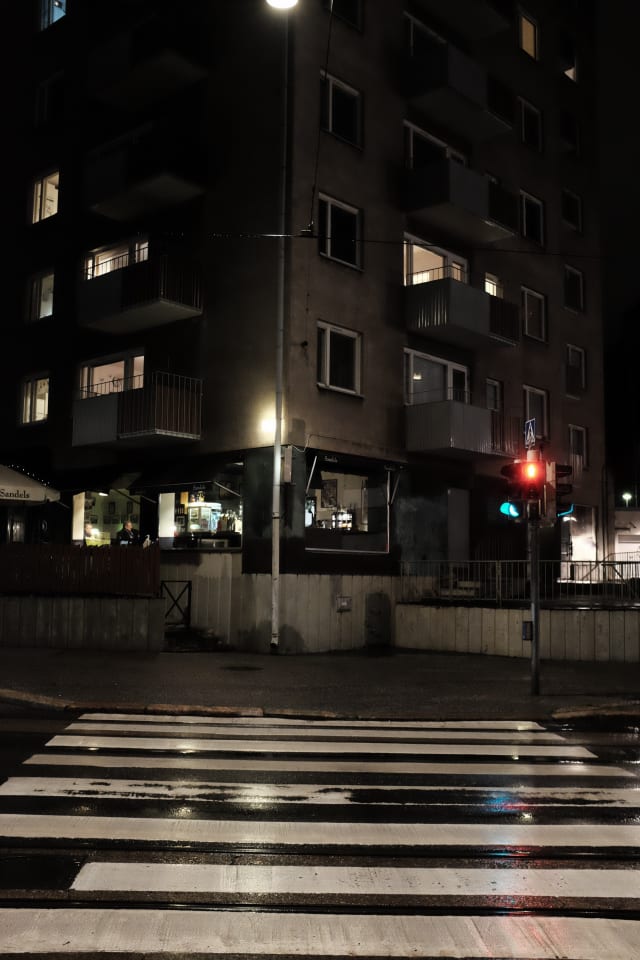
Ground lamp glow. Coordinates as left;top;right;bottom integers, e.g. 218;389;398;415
623;491;632;507
266;0;298;7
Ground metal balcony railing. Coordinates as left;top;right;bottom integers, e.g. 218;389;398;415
405;265;468;285
488;295;520;342
118;372;202;439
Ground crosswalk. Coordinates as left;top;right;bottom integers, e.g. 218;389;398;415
1;711;639;957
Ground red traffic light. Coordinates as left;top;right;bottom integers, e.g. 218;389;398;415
523;462;543;481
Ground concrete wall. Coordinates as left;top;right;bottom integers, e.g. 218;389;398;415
0;597;165;650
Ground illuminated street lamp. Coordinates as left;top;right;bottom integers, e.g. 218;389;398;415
266;0;298;7
622;491;633;508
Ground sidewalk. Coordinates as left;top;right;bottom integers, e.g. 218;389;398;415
0;646;639;721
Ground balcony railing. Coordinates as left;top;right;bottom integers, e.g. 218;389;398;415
405;392;520;457
406;265;468;285
488;295;520;342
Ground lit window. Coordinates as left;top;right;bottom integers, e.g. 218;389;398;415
520;190;544;244
523;385;548;438
79;355;144;398
519;11;538;59
404;350;468;405
31;171;59;223
564;265;584;311
40;0;66;31
318;195;362;268
484;273;503;298
317;323;361;394
321;73;361;146
561;189;582;231
84;239;149;280
522;287;546;341
21;376;49;424
27;272;55;322
566;344;586;393
519;98;542;151
404;235;466;285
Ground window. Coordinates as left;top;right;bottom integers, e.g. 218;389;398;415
404;236;466;285
519;11;538;59
564;265;584;311
84;238;149;280
521;287;546;340
318;195;362;268
404;350;469;405
484;273;503;298
566;344;586;393
305;460;389;554
21;376;49;424
569;424;588;467
560;32;578;81
560;111;580;154
520;190;544;244
404;13;444;58
79;354;144;398
31;171;59;223
27;272;54;322
35;73;63;127
40;0;66;30
404;123;466;170
317;323;361;394
523;385;548;438
561;189;582;231
519;98;542;151
324;0;362;29
321;73;361;146
486;378;503;411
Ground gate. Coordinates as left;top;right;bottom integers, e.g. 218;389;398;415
161;580;192;627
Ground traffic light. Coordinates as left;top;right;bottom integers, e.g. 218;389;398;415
499;461;523;518
499;460;545;519
520;460;545;501
554;463;574;517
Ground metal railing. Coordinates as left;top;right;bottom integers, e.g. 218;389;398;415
400;560;640;607
405;265;468;285
118;371;202;439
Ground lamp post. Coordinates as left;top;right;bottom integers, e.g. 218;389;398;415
266;0;298;652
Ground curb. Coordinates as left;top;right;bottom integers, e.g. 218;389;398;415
0;688;264;717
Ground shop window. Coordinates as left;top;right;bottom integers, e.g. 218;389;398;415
523;384;548;438
519;10;538;59
318;194;362;268
79;354;144;398
561;189;582;231
522;286;546;341
40;0;66;30
305;460;389;553
321;73;362;146
31;171;59;223
564;265;584;311
20;375;49;424
404;235;466;285
165;471;243;549
317;322;361;394
520;190;544;244
519;98;542;151
404;350;468;405
84;238;149;280
324;0;362;29
27;271;54;321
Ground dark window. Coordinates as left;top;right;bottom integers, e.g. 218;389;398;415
564;266;584;311
560;111;580;154
317;323;361;393
324;0;362;29
521;192;544;244
561;189;582;231
318;196;361;268
321;75;361;146
522;287;546;341
520;99;542;151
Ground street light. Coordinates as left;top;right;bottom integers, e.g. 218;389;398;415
265;0;298;652
623;491;632;508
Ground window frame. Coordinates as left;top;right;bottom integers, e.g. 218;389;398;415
564;264;585;312
39;0;66;31
519;97;543;151
521;286;547;342
27;270;55;323
31;170;60;224
561;188;583;232
404;349;469;405
318;193;362;269
523;384;548;439
519;10;539;60
404;121;467;169
78;352;145;399
568;423;588;468
84;237;149;280
484;272;504;298
566;343;586;393
520;190;545;244
320;71;362;147
403;234;467;286
485;378;503;411
317;321;362;396
20;374;50;425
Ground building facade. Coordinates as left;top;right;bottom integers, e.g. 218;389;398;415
0;0;606;575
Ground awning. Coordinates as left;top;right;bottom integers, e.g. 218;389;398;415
0;466;60;503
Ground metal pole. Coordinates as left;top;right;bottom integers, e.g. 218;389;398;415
271;14;290;653
529;507;540;695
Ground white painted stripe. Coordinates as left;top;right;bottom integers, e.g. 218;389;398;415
78;713;547;730
71;862;640;898
4;777;639;807
25;753;631;778
1;814;639;847
2;909;639;957
67;721;565;742
46;734;595;758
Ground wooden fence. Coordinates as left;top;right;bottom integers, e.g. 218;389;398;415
0;544;160;597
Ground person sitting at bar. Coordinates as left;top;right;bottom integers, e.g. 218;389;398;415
117;520;140;545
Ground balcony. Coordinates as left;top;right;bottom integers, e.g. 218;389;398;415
403;159;518;244
405;272;519;347
410;0;510;39
85;127;204;221
406;38;511;141
87;11;207;110
77;254;202;334
72;372;202;448
406;395;520;457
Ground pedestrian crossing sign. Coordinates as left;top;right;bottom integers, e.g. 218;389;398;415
524;418;536;449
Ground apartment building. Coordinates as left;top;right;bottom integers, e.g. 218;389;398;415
0;0;605;572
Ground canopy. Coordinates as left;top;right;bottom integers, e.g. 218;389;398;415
0;466;60;503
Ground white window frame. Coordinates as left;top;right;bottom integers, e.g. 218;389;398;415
519;10;539;60
321;72;361;146
27;271;55;322
519;97;542;151
317;322;362;395
79;353;145;399
523;384;548;438
561;188;583;231
569;424;588;467
486;378;503;411
404;349;469;405
318;194;362;269
84;238;149;280
484;273;503;298
404;122;467;169
20;374;49;424
521;286;546;341
520;190;544;244
31;171;59;223
564;265;584;311
403;234;467;286
40;0;66;30
566;344;586;392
